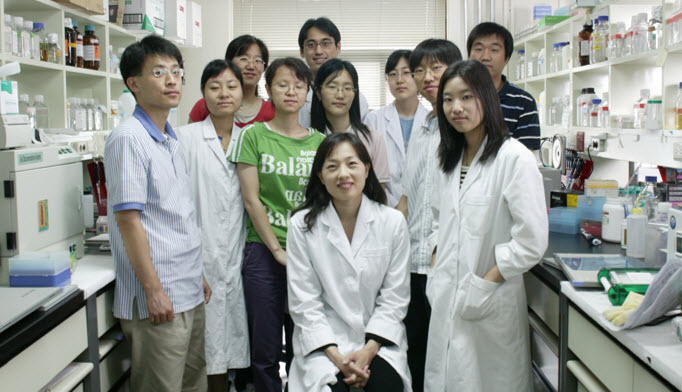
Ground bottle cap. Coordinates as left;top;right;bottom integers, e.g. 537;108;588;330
592;99;602;104
19;94;29;103
33;22;44;30
645;176;657;183
647;99;662;104
13;16;23;25
632;208;642;214
518;49;525;54
34;95;44;103
72;20;78;28
586;87;595;93
679;82;682;89
599;15;609;21
23;21;33;29
85;25;95;32
64;17;72;28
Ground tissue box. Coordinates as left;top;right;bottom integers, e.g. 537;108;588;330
9;251;71;287
123;0;165;35
0;81;18;115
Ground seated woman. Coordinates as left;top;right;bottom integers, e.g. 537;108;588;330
311;59;391;188
286;132;412;392
424;59;548;392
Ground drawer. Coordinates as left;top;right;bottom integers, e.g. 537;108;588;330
633;362;673;392
0;307;88;391
96;288;116;337
567;360;608;392
525;273;560;335
100;340;131;392
568;306;634;392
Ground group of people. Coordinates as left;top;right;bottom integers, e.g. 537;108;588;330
104;15;548;392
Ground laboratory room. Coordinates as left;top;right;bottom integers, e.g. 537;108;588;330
3;0;682;390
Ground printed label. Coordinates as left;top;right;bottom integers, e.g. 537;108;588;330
18;152;43;165
38;199;49;232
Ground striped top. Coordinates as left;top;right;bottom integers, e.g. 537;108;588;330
401;112;441;274
499;75;541;150
460;165;469;186
104;106;204;320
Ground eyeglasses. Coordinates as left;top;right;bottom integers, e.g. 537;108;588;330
387;70;413;81
322;84;357;95
235;56;265;67
412;64;445;78
304;39;335;51
272;82;308;92
149;67;185;79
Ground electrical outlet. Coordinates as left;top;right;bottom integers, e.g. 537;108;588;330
590;137;605;152
674;142;682;161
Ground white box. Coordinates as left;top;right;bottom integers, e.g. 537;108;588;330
93;0;110;22
186;1;201;48
0;81;19;115
164;0;187;43
123;0;165;35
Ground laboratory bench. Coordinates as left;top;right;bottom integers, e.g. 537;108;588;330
0;251;127;392
527;232;682;392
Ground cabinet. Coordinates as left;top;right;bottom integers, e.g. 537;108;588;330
509;0;682;169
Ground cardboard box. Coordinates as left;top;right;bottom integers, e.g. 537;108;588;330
93;0;109;22
186;1;201;47
109;0;125;25
123;0;165;35
0;81;19;115
165;0;187;43
53;0;105;15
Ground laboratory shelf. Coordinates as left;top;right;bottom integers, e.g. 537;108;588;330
666;41;682;54
572;61;609;74
65;66;108;79
545;69;572;79
3;0;60;12
109;73;123;80
610;49;666;67
1;55;65;72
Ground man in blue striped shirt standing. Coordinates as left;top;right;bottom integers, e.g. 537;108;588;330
468;22;541;150
104;35;212;391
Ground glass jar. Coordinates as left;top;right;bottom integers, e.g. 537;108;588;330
83;25;100;70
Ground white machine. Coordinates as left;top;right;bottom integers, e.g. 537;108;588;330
667;208;682;260
0;145;84;285
0;114;33;149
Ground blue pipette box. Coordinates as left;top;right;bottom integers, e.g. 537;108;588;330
549;207;581;234
9;252;71;287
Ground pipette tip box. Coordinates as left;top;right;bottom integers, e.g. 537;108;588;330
9;252;71;287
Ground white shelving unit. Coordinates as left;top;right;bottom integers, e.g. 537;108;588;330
0;0;138;131
509;0;682;169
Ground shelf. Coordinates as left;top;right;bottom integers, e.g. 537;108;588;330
4;0;60;12
610;49;666;67
108;23;139;40
572;61;609;74
109;73;122;80
545;69;572;79
666;41;682;54
2;55;64;72
62;7;108;28
65;66;107;78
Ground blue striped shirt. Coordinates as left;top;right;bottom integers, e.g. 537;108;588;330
499;75;541;150
104;105;203;320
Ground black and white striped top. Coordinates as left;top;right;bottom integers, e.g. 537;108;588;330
460;165;469;186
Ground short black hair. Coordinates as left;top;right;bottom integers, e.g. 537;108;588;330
120;35;183;96
467;22;514;60
298;17;341;50
264;57;312;87
225;35;269;68
385;49;412;75
409;39;463;72
200;59;243;93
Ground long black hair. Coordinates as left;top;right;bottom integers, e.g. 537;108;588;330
436;59;509;174
225;35;269;97
294;132;386;231
311;59;371;140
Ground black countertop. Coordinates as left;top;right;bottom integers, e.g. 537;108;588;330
0;288;84;367
531;232;625;292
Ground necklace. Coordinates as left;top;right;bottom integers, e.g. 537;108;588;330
237;98;261;117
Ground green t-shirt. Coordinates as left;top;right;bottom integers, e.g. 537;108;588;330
230;122;325;248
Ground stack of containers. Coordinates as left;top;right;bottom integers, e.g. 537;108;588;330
9;251;71;287
534;5;552;20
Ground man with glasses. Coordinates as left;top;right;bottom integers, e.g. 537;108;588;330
396;38;462;392
104;35;211;391
297;17;369;128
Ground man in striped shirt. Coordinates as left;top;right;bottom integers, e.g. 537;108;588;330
104;35;211;391
468;22;541;150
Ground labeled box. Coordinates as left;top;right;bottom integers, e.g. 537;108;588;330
0;81;19;115
186;1;202;47
123;0;165;35
165;0;187;43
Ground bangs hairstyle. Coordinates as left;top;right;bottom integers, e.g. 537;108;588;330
225;35;269;97
409;39;463;72
385;49;412;75
294;132;386;231
120;35;183;98
436;60;509;174
466;22;514;60
298;17;341;50
311;59;371;140
200;59;243;93
264;57;312;88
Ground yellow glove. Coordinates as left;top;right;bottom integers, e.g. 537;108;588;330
603;292;644;326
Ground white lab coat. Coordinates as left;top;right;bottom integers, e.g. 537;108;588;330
286;195;412;392
424;137;548;392
176;117;250;374
365;102;429;207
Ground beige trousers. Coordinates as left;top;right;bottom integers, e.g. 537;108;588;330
120;301;207;392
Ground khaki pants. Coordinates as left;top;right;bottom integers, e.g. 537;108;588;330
120;301;207;392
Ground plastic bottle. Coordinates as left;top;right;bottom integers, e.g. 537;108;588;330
602;197;628;243
85;98;95;131
83;25;100;70
549;97;558;125
109;45;119;74
581;88;597;127
19;94;35;129
561;42;571;70
64;17;75;66
537;48;545;76
517;50;525;80
21;20;33;59
599;94;610;128
633;89;650;129
118;90;136;122
609;22;626;59
12;16;23;57
549;43;559;73
676;82;682;130
33;94;49;129
70;98;87;131
645;97;663;130
591;16;609;63
47;33;61;64
579;22;593;66
590;99;602;127
640;176;660;219
631;13;650;55
649;6;663;50
32;23;46;62
626;208;647;258
529;52;538;77
576;88;586;126
94;101;105;131
110;100;120;129
3;14;12;56
72;20;83;68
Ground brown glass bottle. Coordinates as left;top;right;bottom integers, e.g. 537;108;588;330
73;20;84;68
578;22;593;66
64;17;76;66
83;25;99;70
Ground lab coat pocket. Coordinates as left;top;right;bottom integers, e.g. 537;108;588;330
458;272;500;321
460;196;493;237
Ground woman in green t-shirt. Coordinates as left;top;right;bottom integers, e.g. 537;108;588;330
230;57;325;392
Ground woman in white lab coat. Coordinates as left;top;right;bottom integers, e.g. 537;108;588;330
424;60;548;392
286;132;412;392
365;50;429;207
176;59;250;391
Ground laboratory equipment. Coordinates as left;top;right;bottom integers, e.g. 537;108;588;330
72;20;83;68
0;145;84;285
667;207;682;258
599;93;610;127
9;251;71;287
626;208;647;258
554;253;648;288
18;94;35;130
560;42;571;70
83;25;100;70
609;22;626;59
645;221;667;267
602;197;628;243
631;13;650;55
64;17;75;66
598;267;659;306
549;207;580;234
0;114;32;149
